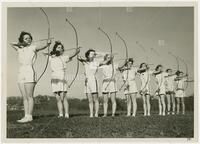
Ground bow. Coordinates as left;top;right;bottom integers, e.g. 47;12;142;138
150;47;163;96
116;32;129;91
98;27;114;90
36;8;51;83
168;52;180;91
65;18;79;88
178;57;189;91
136;41;150;94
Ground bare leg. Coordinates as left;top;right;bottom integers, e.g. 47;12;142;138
93;93;99;117
166;93;171;114
62;92;69;118
24;82;35;116
132;93;137;117
18;83;28;117
171;93;175;114
103;93;109;116
146;94;151;116
110;92;116;116
55;92;63;117
176;98;180;114
142;94;147;116
158;97;162;115
161;94;166;116
87;94;93;117
126;94;131;116
181;97;185;114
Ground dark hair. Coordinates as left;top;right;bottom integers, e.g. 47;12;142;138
104;54;109;61
85;49;95;59
166;68;172;72
50;41;64;56
155;64;162;71
18;31;33;43
128;58;134;63
139;63;147;68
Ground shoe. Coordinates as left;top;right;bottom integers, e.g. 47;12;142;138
90;114;93;118
167;112;170;115
127;114;131;117
102;114;107;117
144;113;147;116
111;114;115;117
172;112;175;115
162;113;165;116
95;114;98;117
17;117;30;123
58;115;63;118
147;113;151;116
132;114;136;117
65;113;69;118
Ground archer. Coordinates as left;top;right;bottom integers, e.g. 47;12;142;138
10;31;51;123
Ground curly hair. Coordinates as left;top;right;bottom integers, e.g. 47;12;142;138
18;31;33;43
85;49;95;60
50;41;64;56
155;64;162;71
139;62;147;68
166;68;172;73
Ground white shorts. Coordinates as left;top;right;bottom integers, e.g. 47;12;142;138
51;71;68;93
18;65;36;83
124;80;138;94
84;77;98;94
175;89;185;98
140;84;150;95
155;85;166;96
102;79;117;93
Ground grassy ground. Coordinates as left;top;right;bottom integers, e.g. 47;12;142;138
7;110;194;138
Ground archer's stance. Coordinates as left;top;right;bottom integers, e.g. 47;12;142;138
174;71;187;115
44;41;80;118
137;63;153;116
165;69;176;115
78;49;109;118
121;58;138;117
10;31;51;123
99;54;127;117
153;65;168;116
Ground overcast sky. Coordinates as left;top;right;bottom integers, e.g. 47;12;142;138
7;7;194;99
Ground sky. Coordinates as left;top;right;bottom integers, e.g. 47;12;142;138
7;7;194;99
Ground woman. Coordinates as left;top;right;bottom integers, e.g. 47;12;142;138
10;31;51;123
46;41;80;118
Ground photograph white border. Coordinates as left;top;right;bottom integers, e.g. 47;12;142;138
1;0;198;143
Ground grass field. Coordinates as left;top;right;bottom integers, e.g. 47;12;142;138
7;110;194;138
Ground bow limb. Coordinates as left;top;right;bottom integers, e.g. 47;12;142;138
36;8;51;84
178;57;189;91
136;41;150;94
66;18;79;88
115;32;129;91
168;52;180;91
98;27;114;90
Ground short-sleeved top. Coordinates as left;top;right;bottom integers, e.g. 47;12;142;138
17;45;37;65
84;61;100;78
176;77;187;89
155;72;168;87
139;70;153;85
49;55;70;72
165;75;176;91
99;64;118;79
123;67;138;82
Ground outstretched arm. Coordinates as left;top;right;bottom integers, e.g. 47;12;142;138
10;43;22;51
69;47;81;61
35;39;51;52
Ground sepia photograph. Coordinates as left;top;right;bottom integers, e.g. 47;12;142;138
1;1;198;143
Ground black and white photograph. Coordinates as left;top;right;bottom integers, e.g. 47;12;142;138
1;1;198;143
